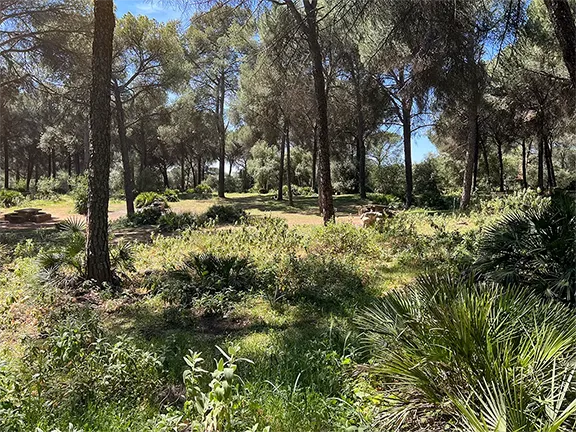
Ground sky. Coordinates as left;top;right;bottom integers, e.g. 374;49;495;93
114;0;438;163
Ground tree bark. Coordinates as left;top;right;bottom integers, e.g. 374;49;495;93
481;138;491;189
2;129;7;189
402;100;413;208
113;83;135;216
216;71;226;198
285;0;334;223
350;63;366;199
544;0;576;89
496;138;504;192
51;148;56;178
278;134;285;200
286;121;293;206
544;138;556;189
312;122;318;192
538;133;545;191
460;91;479;210
83;115;90;172
181;151;186;191
86;0;114;284
521;139;528;189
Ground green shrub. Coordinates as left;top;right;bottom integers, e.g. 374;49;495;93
24;309;162;412
367;193;402;208
163;188;180;202
162;253;259;313
276;254;365;308
474;191;575;302
38;218;134;287
70;175;88;215
205;204;246;224
183;184;213;200
127;207;164;226
134;192;167;209
358;274;576;431
34;173;69;199
472;188;551;215
158;211;199;232
0;189;23;207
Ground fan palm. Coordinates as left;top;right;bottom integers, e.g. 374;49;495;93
357;274;576;430
474;192;576;303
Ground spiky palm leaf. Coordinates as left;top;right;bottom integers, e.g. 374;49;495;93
474;192;576;303
358;274;576;430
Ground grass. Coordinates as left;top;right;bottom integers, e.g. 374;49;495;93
0;192;485;431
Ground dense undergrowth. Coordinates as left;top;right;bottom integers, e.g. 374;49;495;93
0;191;573;431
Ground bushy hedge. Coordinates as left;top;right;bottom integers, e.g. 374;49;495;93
0;189;24;207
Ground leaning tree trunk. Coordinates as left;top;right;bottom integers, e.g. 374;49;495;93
460;94;479;210
86;0;114;284
351;64;367;200
113;83;135;216
312;122;318;192
544;0;576;89
300;0;334;223
402;100;413;208
286;121;294;206
216;72;226;198
278;134;285;201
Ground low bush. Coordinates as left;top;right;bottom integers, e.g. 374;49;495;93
276;254;365;307
163;188;180;202
183;184;213;200
70;175;88;215
127;206;164;226
162;253;259;313
38;218;134;287
474;191;575;302
205;204;246;224
23;309;162;413
134;192;168;209
158;211;200;232
0;189;24;207
472;188;551;215
367;193;403;208
358;274;576;431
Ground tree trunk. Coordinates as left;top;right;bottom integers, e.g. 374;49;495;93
402;100;413;208
2;131;8;189
538;134;545;191
286;0;334;222
286;121;293;206
351;63;366;200
544;0;576;89
83;115;90;172
216;72;226;198
460;93;479;210
113;83;135;216
86;0;114;284
496;138;504;192
481;138;491;188
26;157;34;192
197;156;203;184
521;139;528;189
67;152;72;177
51;148;56;178
278;134;285;201
47;150;52;178
162;164;169;189
0;98;6;189
544;138;556;189
472;120;480;192
181;151;186;191
312;122;318;192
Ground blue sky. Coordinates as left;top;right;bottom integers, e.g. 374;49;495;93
114;0;438;163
